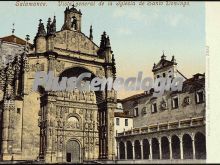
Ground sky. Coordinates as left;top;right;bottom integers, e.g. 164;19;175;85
0;1;205;99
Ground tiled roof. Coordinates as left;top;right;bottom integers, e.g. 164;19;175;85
120;92;146;103
0;35;32;46
181;73;205;93
152;59;176;72
121;73;205;102
114;112;133;118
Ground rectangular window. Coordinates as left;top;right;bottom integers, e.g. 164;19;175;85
17;108;21;114
134;107;139;117
196;91;204;103
116;118;120;126
125;119;128;126
151;103;157;113
142;107;147;116
172;97;179;109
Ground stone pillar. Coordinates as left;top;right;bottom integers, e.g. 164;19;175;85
132;141;135;160
159;138;162;159
149;139;152;160
140;140;143;159
117;142;120;160
192;136;196;159
168;137;172;159
2;100;15;160
125;142;127;160
44;101;56;163
2;102;10;155
180;138;183;159
106;102;116;160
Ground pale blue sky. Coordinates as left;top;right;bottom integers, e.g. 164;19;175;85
0;1;205;98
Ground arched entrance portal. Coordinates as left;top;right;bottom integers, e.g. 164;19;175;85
119;141;125;159
127;141;133;159
183;134;193;159
171;135;180;159
143;139;150;159
195;132;206;159
134;140;141;159
161;137;170;159
66;140;81;163
152;138;160;159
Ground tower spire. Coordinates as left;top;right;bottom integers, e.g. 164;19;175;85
36;19;46;37
11;23;15;35
89;25;93;41
161;50;166;60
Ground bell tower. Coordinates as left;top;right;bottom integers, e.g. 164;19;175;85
61;5;82;32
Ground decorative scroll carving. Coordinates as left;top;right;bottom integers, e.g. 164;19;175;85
55;61;65;72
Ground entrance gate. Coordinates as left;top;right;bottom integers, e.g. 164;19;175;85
66;140;80;163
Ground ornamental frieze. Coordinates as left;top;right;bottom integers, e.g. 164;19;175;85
55;101;98;109
55;91;96;103
29;63;45;72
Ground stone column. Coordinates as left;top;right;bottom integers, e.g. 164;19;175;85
125;142;127;160
117;142;120;160
140;140;143;159
132;141;135;160
192;136;196;159
168;137;172;159
159;138;162;159
2;101;10;155
149;139;152;160
180;138;183;159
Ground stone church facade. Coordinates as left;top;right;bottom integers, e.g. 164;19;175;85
0;6;116;163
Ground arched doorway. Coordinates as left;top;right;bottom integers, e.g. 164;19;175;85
195;132;206;159
143;139;150;159
152;138;160;159
183;134;193;159
119;141;125;159
161;136;170;159
171;135;180;159
71;16;77;30
57;66;109;160
127;141;133;159
134;140;141;159
66;140;81;163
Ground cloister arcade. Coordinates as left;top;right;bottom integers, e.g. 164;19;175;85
117;131;206;160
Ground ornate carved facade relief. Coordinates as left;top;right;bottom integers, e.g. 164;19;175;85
56;91;96;103
54;31;98;55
